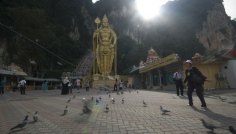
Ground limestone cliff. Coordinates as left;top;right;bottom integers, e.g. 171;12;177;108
196;3;236;54
69;18;80;41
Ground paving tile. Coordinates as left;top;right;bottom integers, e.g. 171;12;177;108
0;88;235;134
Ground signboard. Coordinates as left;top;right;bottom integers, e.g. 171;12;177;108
139;53;178;73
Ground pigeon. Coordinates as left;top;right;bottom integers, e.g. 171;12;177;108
129;90;131;93
63;105;68;115
122;98;124;104
219;96;227;101
160;106;170;114
105;104;109;111
82;105;91;114
109;94;111;98
99;96;102;100
172;95;176;99
91;96;94;101
105;87;109;91
33;111;38;122
10;115;29;131
111;98;115;104
229;126;236;134
200;119;217;132
73;95;75;99
143;100;147;107
121;91;124;94
137;91;139;93
67;98;71;103
82;97;93;114
117;92;120;95
96;98;99;104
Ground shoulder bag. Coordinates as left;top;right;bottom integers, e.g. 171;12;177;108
191;72;204;84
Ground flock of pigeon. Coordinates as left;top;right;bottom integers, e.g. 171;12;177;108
10;88;236;134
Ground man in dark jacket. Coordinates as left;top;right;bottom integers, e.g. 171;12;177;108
183;60;207;108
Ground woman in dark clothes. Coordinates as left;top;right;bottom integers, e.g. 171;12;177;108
61;77;69;95
183;60;207;108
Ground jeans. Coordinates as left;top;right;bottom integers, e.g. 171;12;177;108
20;86;25;95
0;87;4;94
114;84;117;91
175;80;183;96
187;83;206;107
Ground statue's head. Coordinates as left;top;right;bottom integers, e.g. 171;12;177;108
102;15;109;27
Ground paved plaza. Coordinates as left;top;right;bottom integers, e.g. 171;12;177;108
0;88;236;134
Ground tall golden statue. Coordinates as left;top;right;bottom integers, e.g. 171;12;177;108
93;15;117;76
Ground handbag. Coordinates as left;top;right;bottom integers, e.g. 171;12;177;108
191;73;204;84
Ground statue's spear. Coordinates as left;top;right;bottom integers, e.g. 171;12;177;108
94;17;101;74
95;17;101;29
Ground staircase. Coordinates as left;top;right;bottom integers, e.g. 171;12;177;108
73;50;95;76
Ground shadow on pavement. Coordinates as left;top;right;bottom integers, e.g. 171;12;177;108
191;106;235;132
8;129;22;134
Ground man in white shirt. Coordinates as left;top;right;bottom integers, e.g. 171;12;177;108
19;78;26;95
119;80;123;90
68;80;72;94
76;78;81;93
173;69;184;96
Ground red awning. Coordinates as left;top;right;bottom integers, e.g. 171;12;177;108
224;47;236;59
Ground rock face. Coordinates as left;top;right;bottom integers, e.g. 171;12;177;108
0;39;7;64
196;3;236;53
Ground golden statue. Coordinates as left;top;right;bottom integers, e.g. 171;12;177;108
93;15;117;76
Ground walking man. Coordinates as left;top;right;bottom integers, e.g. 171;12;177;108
42;80;48;93
183;60;207;108
0;78;6;94
68;80;72;94
173;69;184;96
119;79;123;90
114;78;118;91
85;80;89;91
19;78;26;95
76;78;81;93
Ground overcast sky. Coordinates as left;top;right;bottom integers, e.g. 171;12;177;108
223;0;236;19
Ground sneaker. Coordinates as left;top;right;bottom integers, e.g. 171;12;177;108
201;105;207;108
187;104;193;106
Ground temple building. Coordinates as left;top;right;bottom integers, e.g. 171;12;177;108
130;49;236;90
146;48;161;64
